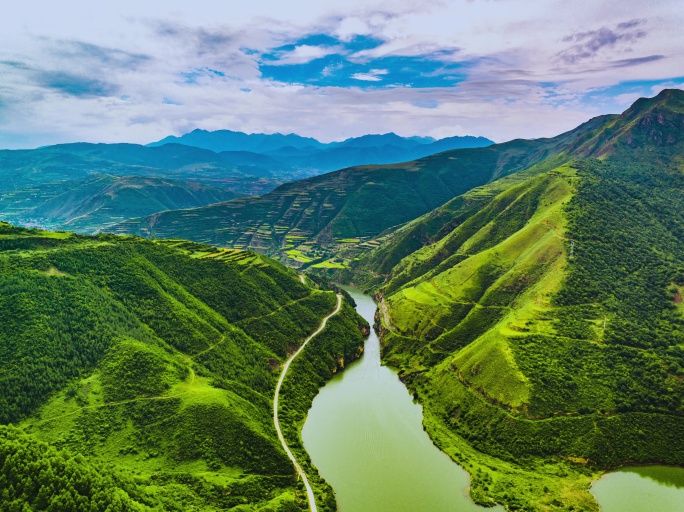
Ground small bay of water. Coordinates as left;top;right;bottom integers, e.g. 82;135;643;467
302;288;501;512
591;465;684;512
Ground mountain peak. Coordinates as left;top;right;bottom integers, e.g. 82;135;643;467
336;132;416;149
570;89;684;158
653;87;684;104
623;88;684;117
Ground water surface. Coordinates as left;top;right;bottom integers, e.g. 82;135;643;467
302;288;500;512
591;465;684;512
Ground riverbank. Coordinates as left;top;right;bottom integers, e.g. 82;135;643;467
277;290;369;512
273;293;342;512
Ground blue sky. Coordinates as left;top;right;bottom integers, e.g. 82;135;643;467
0;0;683;148
258;34;468;89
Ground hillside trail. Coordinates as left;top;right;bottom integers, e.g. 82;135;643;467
273;293;342;512
542;220;574;241
33;372;196;425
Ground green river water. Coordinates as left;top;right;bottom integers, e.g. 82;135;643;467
590;465;684;511
302;288;684;511
302;288;501;512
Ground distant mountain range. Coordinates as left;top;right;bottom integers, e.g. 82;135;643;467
149;130;494;173
0;143;281;232
0;131;492;234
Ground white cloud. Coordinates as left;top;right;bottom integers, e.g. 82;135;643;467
351;69;388;81
334;17;371;41
266;44;343;65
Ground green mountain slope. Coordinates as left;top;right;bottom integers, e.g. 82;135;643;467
5;175;240;233
0;223;367;511
107;114;613;262
349;89;684;510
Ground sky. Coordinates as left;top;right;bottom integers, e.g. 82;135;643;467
1;0;683;148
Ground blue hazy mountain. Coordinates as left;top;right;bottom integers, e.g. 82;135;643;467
149;129;325;153
148;130;494;172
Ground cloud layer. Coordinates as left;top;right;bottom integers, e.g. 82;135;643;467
0;0;682;148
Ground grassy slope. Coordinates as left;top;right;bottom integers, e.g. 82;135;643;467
106;115;613;257
339;89;684;290
365;90;684;511
337;154;569;291
0;224;364;511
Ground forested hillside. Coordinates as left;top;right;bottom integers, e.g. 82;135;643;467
346;89;684;510
0;223;366;511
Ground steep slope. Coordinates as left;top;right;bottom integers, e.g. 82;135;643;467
339;157;562;290
354;89;684;511
109;115;611;261
569;87;684;159
6;175;240;233
346;89;684;287
0;223;366;511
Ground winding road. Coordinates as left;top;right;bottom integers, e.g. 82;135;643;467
273;292;343;512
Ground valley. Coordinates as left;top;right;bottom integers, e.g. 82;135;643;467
1;89;684;512
107;114;610;266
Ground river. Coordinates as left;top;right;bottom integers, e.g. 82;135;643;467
590;465;684;511
301;288;501;512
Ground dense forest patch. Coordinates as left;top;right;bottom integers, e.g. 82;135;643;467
0;223;365;511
